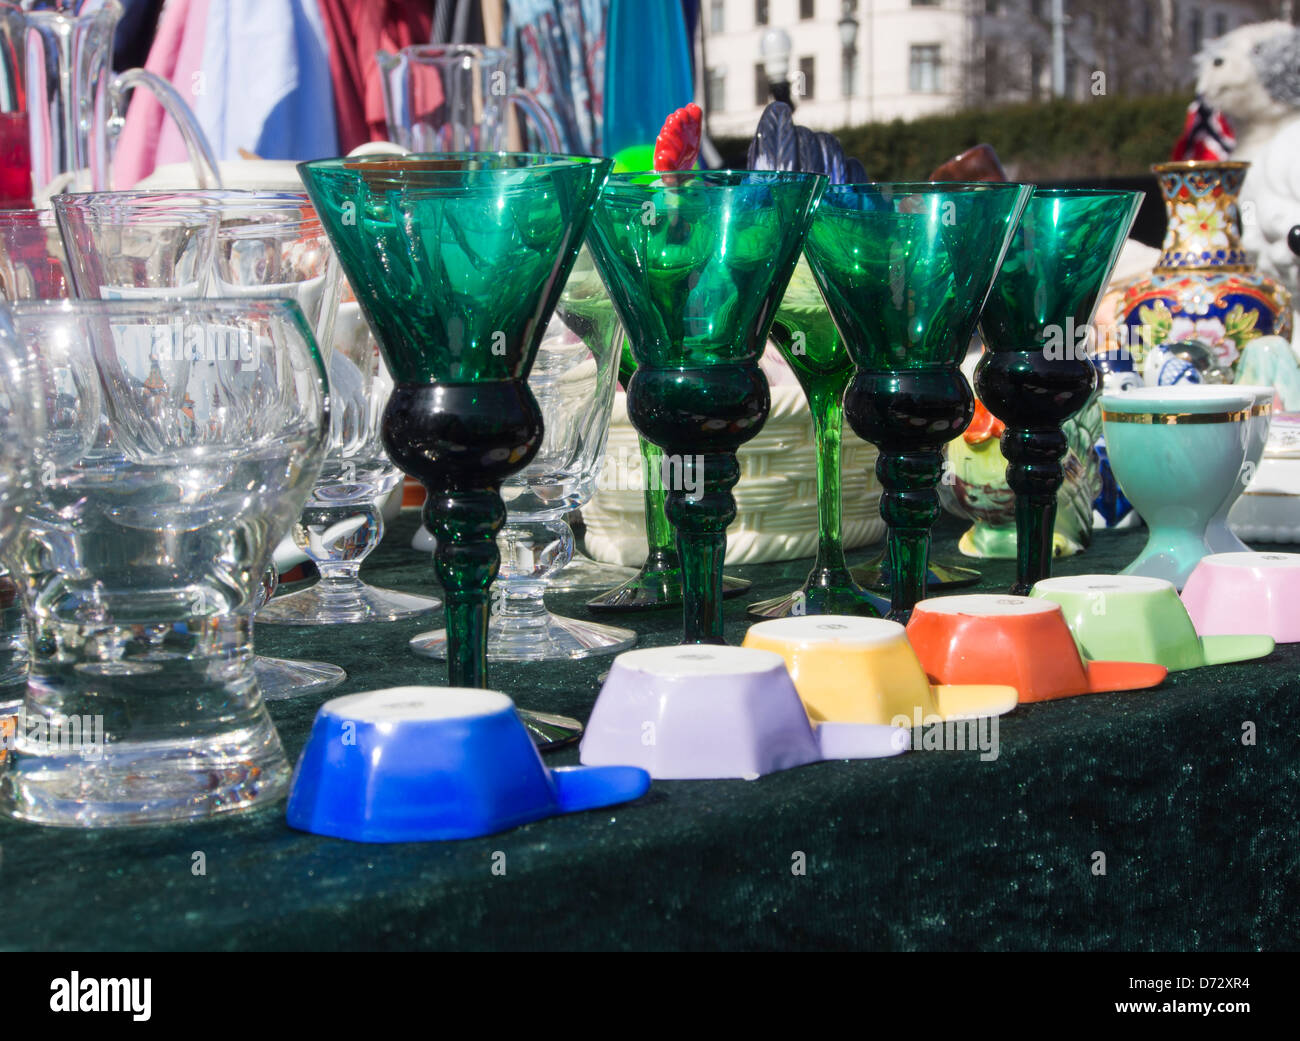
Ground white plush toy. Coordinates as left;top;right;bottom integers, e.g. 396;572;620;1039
1196;21;1300;351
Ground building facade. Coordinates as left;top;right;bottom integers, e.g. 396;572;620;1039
700;0;1294;135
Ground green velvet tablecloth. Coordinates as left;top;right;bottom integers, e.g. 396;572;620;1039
1;511;1296;951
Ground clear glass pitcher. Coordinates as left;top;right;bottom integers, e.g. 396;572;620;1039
0;0;220;197
376;44;562;153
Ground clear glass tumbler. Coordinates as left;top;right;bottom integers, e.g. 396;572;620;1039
0;298;328;827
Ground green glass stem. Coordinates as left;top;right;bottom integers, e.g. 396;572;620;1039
384;381;542;688
423;487;502;686
809;381;850;579
976;348;1100;596
665;453;739;644
846;367;972;623
640;437;675;565
877;448;944;621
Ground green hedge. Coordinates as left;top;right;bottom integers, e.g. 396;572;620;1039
716;93;1192;181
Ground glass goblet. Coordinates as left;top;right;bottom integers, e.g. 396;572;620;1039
409;308;635;661
259;293;441;623
301;152;610;746
976;188;1143;595
804;182;1032;622
0;298;328;827
586;170;826;644
747;254;887;619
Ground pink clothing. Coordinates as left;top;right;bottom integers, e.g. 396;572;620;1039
112;0;211;188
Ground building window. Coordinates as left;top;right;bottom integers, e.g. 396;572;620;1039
755;62;769;106
1030;51;1044;100
983;42;1000;98
709;0;724;33
1190;8;1203;50
1213;12;1227;36
797;56;816;101
800;0;815;19
756;0;769;27
909;44;941;93
1140;1;1153;42
912;0;940;6
706;67;726;112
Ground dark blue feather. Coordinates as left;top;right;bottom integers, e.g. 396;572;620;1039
747;102;798;171
816;131;845;184
795;126;824;175
844;157;869;184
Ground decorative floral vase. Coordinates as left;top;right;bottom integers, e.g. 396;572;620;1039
1118;161;1292;373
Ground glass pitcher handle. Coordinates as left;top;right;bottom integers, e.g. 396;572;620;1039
509;90;563;152
104;68;223;190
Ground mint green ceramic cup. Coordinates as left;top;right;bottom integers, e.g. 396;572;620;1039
1030;574;1273;671
1100;387;1256;588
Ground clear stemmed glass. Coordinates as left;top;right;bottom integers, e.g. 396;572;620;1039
259;287;441;623
54;189;350;697
804;182;1032;622
975;187;1143;594
586;170;826;644
301;152;610;747
409;287;636;662
0;298;328;827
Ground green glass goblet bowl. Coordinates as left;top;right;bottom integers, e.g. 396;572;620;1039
586;170;827;643
975;187;1143;595
805;181;1032;622
300;152;611;745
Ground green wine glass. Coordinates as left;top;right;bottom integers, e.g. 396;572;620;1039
300;152;610;747
975;188;1143;595
805;182;1032;622
586;169;826;644
747;254;887;619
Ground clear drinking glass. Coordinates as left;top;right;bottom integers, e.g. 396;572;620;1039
0;209;69;711
408;288;634;662
376;44;562;153
0;307;43;727
57;188;354;692
53;193;219;298
0;209;72;300
0;298;328;827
